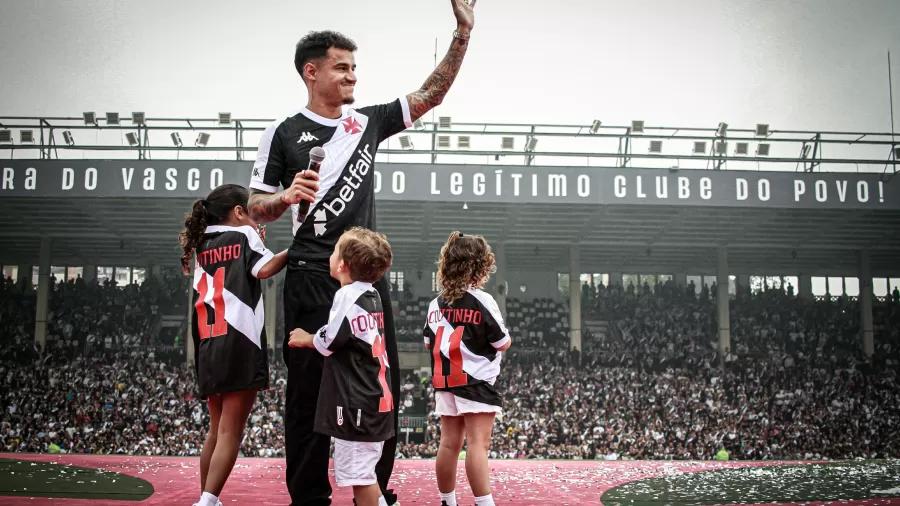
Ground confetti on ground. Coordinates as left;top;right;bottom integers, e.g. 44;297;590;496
0;454;897;505
603;460;900;504
0;457;153;501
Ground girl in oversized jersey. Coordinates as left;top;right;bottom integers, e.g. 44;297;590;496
179;184;288;506
424;231;512;506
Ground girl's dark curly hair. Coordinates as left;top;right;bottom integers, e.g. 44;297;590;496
179;184;248;274
436;231;496;304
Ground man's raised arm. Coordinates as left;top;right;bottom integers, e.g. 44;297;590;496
248;171;319;223
406;0;476;122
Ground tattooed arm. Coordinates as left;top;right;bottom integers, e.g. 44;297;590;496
248;170;320;223
406;0;476;122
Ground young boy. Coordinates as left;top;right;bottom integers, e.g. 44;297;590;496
288;227;395;506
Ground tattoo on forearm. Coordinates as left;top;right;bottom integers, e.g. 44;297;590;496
249;191;289;223
408;37;469;121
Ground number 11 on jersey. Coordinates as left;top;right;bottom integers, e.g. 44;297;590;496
432;325;468;388
195;267;227;339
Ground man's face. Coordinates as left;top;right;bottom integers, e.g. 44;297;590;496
307;47;357;105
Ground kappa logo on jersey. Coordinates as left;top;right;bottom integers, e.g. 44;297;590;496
297;131;318;143
252;168;260;177
336;406;344;426
312;143;373;237
342;116;362;134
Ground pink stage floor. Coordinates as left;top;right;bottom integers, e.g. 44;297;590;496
1;453;898;505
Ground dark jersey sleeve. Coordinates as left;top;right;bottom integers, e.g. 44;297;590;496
424;324;435;346
359;97;412;143
313;318;353;356
473;291;512;348
250;121;287;193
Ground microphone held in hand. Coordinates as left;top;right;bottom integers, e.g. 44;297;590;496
297;146;326;220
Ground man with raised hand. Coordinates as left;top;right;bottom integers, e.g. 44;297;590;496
247;1;477;504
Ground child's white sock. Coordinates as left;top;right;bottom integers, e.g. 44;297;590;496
377;496;389;506
439;490;457;506
474;493;495;506
197;492;219;506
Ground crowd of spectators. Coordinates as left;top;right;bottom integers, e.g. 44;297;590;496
2;274;898;461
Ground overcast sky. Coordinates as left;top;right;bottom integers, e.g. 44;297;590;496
1;0;899;134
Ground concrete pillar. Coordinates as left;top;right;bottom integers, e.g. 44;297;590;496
674;273;688;287
798;274;813;300
859;251;874;358
83;264;97;284
609;272;623;287
737;274;751;294
716;247;731;360
568;246;582;353
494;242;507;319
17;264;31;287
265;277;278;353
34;237;51;349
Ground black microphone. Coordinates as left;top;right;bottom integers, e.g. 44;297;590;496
297;146;326;220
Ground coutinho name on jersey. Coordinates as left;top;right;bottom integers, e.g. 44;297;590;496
350;311;384;335
197;244;241;267
428;308;484;325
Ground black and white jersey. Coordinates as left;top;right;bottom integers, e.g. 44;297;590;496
249;99;412;265
313;281;395;442
423;288;511;406
191;225;273;397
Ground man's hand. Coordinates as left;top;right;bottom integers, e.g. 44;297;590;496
288;328;314;348
248;170;319;223
452;0;475;32
406;0;477;122
282;169;320;205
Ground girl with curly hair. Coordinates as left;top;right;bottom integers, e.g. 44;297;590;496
424;231;512;506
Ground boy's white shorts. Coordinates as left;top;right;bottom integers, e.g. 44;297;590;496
435;391;502;417
333;438;384;487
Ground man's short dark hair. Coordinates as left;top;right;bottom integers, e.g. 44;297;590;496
294;30;357;80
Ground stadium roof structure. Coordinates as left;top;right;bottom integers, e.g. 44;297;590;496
1;115;898;276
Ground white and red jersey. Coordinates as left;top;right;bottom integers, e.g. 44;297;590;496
191;225;272;397
313;281;395;442
423;288;511;406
